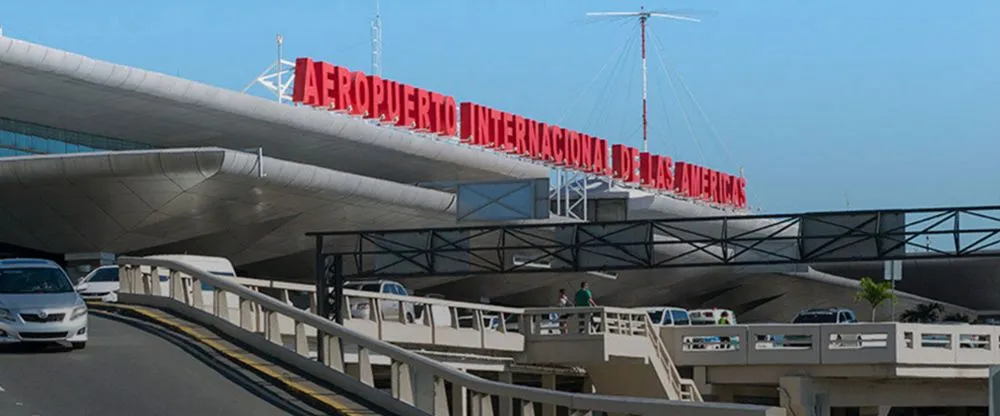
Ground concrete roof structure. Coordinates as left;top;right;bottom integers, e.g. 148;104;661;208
0;34;993;317
0;148;465;264
0;36;550;185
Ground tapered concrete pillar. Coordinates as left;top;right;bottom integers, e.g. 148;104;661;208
541;374;557;416
413;369;436;413
780;376;828;416
859;406;891;416
498;372;513;416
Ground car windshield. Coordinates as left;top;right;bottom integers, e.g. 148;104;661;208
793;312;837;324
87;267;119;283
647;311;664;324
346;283;381;292
0;267;75;294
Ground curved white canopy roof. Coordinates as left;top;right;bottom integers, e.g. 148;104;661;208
0;36;550;184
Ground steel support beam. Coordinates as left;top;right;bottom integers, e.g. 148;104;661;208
309;206;1000;294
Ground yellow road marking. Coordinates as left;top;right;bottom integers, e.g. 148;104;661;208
90;303;366;416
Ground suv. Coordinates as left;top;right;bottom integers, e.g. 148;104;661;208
792;308;858;324
0;259;89;349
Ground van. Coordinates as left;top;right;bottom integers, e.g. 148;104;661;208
689;308;737;325
146;254;236;284
138;255;237;304
642;306;691;326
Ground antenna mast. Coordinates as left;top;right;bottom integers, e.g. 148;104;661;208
276;34;284;104
371;0;383;76
586;6;699;153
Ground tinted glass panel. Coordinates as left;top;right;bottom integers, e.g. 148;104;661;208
0;117;154;158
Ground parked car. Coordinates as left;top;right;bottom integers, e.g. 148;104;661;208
344;280;416;323
689;308;737;325
643;306;691;326
75;265;119;302
0;258;89;350
792;308;858;324
77;255;236;305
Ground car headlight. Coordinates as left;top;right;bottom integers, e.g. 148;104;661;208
0;308;12;322
71;306;88;320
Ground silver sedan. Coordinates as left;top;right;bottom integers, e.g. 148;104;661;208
0;259;89;350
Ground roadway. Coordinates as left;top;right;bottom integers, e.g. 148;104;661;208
0;314;331;416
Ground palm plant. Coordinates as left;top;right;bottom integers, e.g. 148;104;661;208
900;302;944;323
854;277;896;321
943;312;971;323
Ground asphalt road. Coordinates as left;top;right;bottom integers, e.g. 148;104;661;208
0;314;316;416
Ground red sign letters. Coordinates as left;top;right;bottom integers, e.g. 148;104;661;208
292;58;456;136
291;57;747;208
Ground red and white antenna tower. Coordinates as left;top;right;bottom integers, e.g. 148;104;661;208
586;6;699;153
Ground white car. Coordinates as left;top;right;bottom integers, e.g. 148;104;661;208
344;280;416;323
0;258;88;349
76;265;120;302
643;306;692;326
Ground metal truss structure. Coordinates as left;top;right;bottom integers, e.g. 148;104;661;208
242;35;295;104
312;205;1000;322
243;58;296;103
549;168;590;221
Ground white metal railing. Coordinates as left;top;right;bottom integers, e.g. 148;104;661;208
117;257;779;416
659;323;1000;368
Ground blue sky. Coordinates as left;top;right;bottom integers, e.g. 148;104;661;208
3;1;998;213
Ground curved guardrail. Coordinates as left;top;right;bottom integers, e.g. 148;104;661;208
117;256;784;416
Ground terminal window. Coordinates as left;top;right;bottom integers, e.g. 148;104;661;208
0;117;154;156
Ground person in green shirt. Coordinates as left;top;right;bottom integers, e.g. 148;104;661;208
574;282;597;333
575;282;596;307
718;311;731;325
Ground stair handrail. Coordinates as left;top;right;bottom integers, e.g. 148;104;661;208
640;313;703;401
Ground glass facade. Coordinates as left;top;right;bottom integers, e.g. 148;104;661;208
0;118;155;157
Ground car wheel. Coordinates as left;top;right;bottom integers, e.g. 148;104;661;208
71;342;86;350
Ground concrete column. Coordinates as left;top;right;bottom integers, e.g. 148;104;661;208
583;377;596;393
579;378;596;415
541;374;557;416
413;369;436;413
64;252;115;283
780;376;829;416
498;372;513;416
860;406;892;416
452;370;469;416
714;386;735;403
693;366;713;395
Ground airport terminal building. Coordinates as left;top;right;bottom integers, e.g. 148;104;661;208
0;35;989;321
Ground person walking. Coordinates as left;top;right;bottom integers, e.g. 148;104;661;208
556;289;571;307
718;311;731;325
575;282;597;307
718;311;732;349
555;289;571;333
574;282;597;333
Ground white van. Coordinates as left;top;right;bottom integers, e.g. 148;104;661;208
689;308;737;325
643;306;691;326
